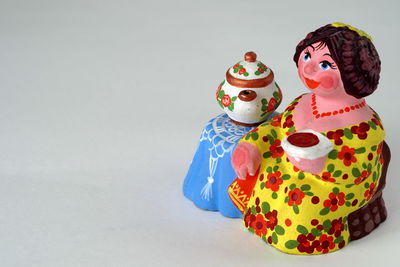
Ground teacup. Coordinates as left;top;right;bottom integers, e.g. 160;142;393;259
281;129;333;174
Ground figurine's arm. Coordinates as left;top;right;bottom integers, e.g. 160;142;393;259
232;142;261;179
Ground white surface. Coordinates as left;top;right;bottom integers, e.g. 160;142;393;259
0;0;399;266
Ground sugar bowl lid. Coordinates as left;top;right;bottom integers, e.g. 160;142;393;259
226;51;274;88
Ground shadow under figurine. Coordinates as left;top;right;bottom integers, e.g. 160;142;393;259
183;52;282;218
228;23;391;254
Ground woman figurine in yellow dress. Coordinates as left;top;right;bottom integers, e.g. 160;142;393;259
228;23;391;255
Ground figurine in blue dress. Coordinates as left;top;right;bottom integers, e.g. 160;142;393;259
183;52;283;218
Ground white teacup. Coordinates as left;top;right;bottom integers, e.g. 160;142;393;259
281;129;333;174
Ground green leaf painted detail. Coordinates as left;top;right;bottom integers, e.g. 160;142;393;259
320;207;330;215
272;192;278;199
334;236;344;244
298;172;305;180
355;147;366;154
263;152;272;158
275;225;285;235
281;174;291;180
345;193;355;200
272;232;278;244
285;240;299;249
327;164;335;173
352;168;361;178
332;170;342;177
251;132;259;141
260;182;265;190
271;129;277;138
261;202;270;214
368;121;377;130
296;225;308;234
328;150;338;159
251;206;257;215
300;184;311;191
311;228;322;236
293;205;299;214
332;187;340;195
343;128;353;139
323;219;332;232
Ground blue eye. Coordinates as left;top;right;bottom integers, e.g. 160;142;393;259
303;52;311;61
319;61;332;70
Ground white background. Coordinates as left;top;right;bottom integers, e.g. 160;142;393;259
0;0;399;266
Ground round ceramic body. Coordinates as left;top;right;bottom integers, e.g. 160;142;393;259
216;80;281;124
216;52;282;125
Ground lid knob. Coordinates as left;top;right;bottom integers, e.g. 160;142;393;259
244;51;257;62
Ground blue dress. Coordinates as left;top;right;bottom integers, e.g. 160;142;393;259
183;114;255;218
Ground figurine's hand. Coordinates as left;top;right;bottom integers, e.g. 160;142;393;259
232;142;261;180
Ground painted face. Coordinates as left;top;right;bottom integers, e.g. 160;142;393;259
297;42;345;96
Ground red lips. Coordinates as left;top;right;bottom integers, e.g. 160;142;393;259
303;76;320;89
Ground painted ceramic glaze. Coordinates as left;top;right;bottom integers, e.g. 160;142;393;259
228;23;391;255
216;52;282;125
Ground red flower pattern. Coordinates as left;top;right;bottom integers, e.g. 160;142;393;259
244;208;256;228
326;129;344;145
337;146;357;166
354;170;371;185
282;114;294;128
267;98;278;112
269;139;284;158
270;114;282;127
372;115;384;130
264;210;278;230
265;171;283;192
351;122;370;140
251;214;268;237
239;93;383;254
328;217;344;237
297;234;316;254
285;100;299;112
323;192;345;211
320;172;336;183
364;182;377;201
314;234;335;254
221;94;231;107
288;188;305;206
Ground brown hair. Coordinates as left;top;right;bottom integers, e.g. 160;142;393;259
293;24;381;99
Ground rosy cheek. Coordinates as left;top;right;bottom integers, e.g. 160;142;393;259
297;62;305;79
319;73;339;91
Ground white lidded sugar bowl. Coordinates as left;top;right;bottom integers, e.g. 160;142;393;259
216;51;282;126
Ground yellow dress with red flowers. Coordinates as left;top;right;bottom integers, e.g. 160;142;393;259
228;94;385;255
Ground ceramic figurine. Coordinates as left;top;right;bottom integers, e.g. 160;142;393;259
183;52;282;218
228;23;391;254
